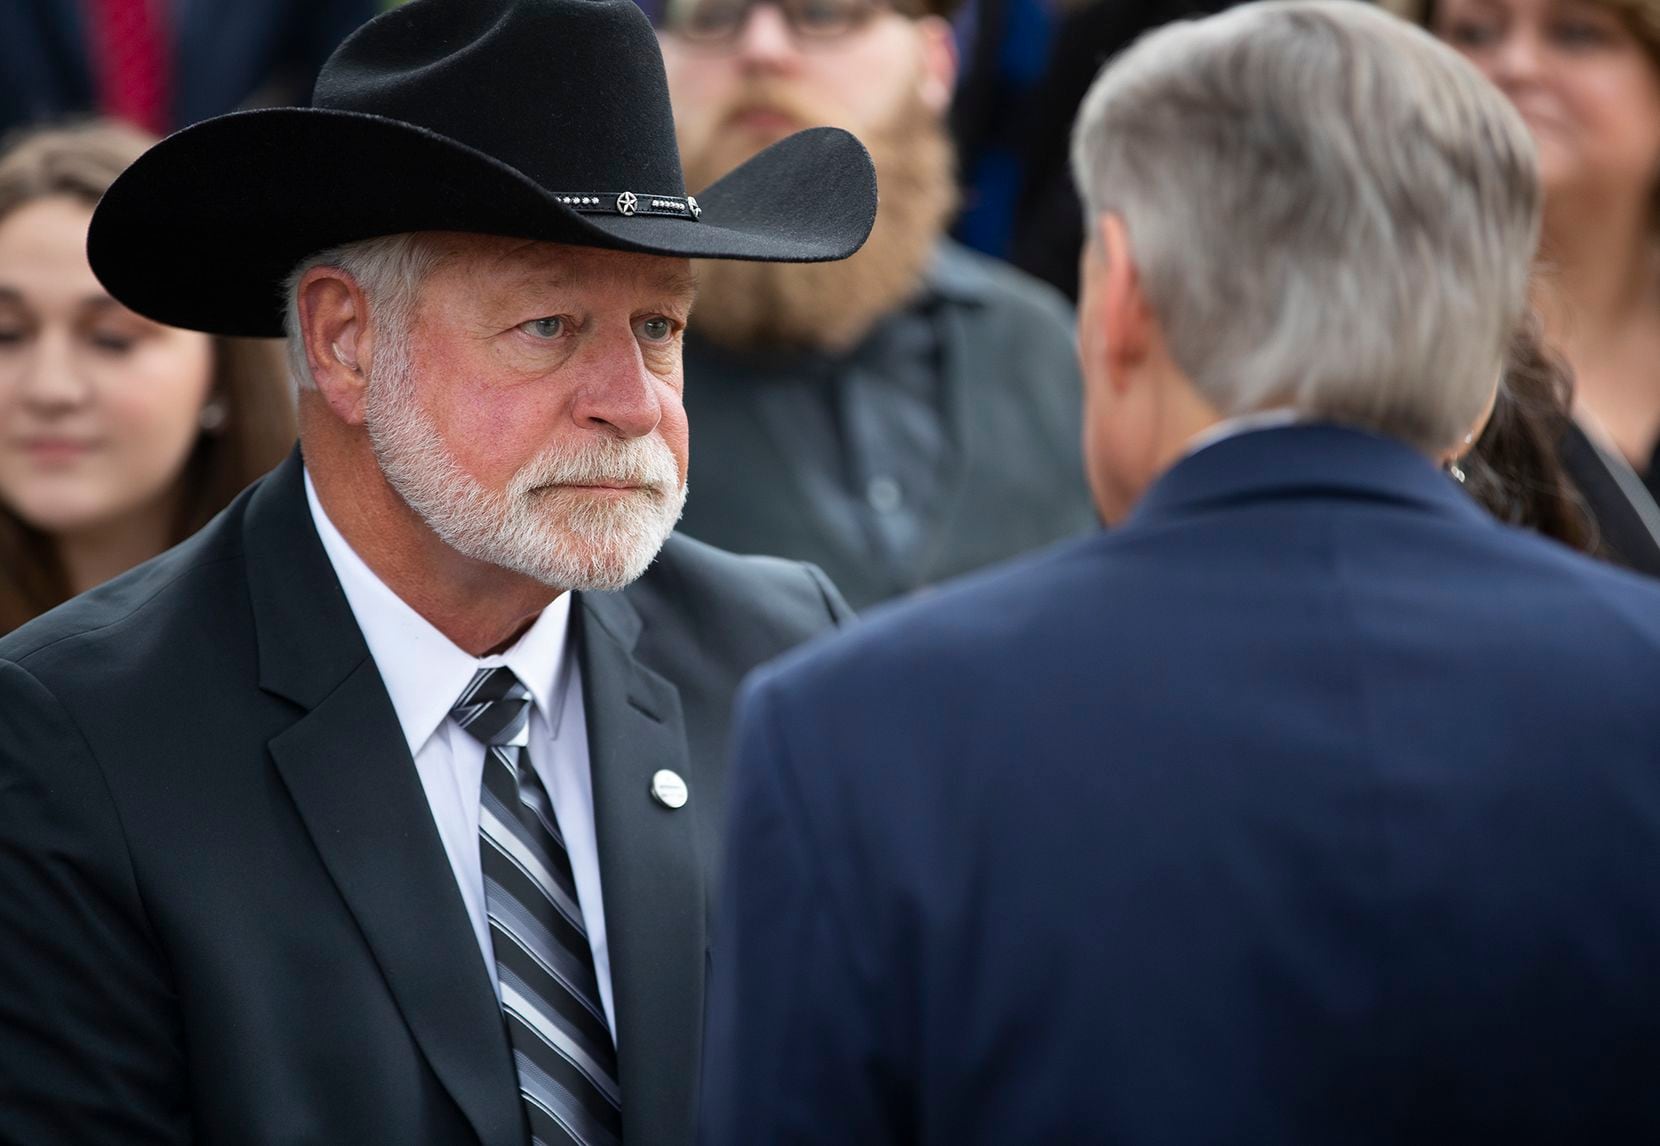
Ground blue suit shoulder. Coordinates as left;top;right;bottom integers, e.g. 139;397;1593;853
1515;525;1660;649
743;529;1103;715
712;444;1660;1146
745;497;1660;727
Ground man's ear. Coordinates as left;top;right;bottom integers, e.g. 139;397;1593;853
1097;213;1152;394
297;267;373;426
913;15;958;116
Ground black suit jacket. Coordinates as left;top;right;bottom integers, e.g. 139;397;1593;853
0;451;850;1146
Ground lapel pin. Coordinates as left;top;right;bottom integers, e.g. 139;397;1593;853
650;769;688;810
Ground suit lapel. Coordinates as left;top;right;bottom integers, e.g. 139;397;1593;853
578;590;705;1146
268;672;524;1146
247;453;523;1146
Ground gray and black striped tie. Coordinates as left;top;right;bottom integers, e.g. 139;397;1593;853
452;666;622;1146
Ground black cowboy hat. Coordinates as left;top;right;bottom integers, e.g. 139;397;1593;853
86;0;878;338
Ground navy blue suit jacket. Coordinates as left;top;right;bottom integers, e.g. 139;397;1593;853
703;425;1660;1145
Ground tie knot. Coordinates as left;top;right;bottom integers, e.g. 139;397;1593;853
451;666;532;747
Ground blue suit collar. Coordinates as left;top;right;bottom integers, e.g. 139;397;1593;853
1129;423;1492;528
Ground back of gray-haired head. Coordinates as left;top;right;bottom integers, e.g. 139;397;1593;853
1070;0;1540;453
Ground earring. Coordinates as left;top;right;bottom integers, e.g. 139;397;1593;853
1447;431;1474;478
199;396;229;433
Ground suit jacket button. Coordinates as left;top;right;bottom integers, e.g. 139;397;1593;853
651;769;689;809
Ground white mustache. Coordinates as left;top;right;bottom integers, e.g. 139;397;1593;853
510;436;680;498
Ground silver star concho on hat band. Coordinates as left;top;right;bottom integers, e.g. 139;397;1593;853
554;191;701;221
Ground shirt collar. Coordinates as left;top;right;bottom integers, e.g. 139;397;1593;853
1182;408;1302;460
303;468;574;759
1130;422;1487;530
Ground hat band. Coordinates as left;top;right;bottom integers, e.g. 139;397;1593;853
554;191;702;221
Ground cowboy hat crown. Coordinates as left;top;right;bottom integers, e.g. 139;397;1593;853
88;0;878;338
323;0;687;200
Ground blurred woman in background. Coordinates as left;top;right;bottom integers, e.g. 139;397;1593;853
1395;0;1660;573
0;122;294;634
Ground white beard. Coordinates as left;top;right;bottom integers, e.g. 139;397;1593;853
364;343;686;592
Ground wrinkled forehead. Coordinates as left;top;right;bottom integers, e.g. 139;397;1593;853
417;232;698;309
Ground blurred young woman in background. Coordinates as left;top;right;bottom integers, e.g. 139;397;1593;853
0;122;294;634
1395;0;1660;572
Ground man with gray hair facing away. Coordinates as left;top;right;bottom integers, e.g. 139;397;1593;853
701;3;1660;1142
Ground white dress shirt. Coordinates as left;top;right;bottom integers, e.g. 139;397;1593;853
303;470;616;1039
1183;408;1302;459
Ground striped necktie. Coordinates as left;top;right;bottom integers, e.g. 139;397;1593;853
452;667;622;1146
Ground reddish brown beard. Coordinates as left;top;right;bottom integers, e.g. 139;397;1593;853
681;84;958;352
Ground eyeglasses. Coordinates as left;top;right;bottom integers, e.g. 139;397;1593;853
659;0;893;45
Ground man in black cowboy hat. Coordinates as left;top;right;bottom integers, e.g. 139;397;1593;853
0;1;873;1144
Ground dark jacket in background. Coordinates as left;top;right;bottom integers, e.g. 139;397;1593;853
0;450;850;1146
1560;420;1660;576
1002;0;1231;299
705;424;1660;1145
0;0;376;138
680;241;1097;609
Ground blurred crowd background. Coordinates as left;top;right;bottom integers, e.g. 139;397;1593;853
4;0;1660;631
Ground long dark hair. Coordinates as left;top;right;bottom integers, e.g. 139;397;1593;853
0;122;296;634
1463;316;1596;553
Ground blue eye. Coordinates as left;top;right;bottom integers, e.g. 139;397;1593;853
521;316;565;339
638;316;673;342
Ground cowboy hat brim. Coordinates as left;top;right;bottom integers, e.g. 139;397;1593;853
87;108;877;338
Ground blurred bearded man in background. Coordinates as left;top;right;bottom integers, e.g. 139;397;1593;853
657;0;1098;608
